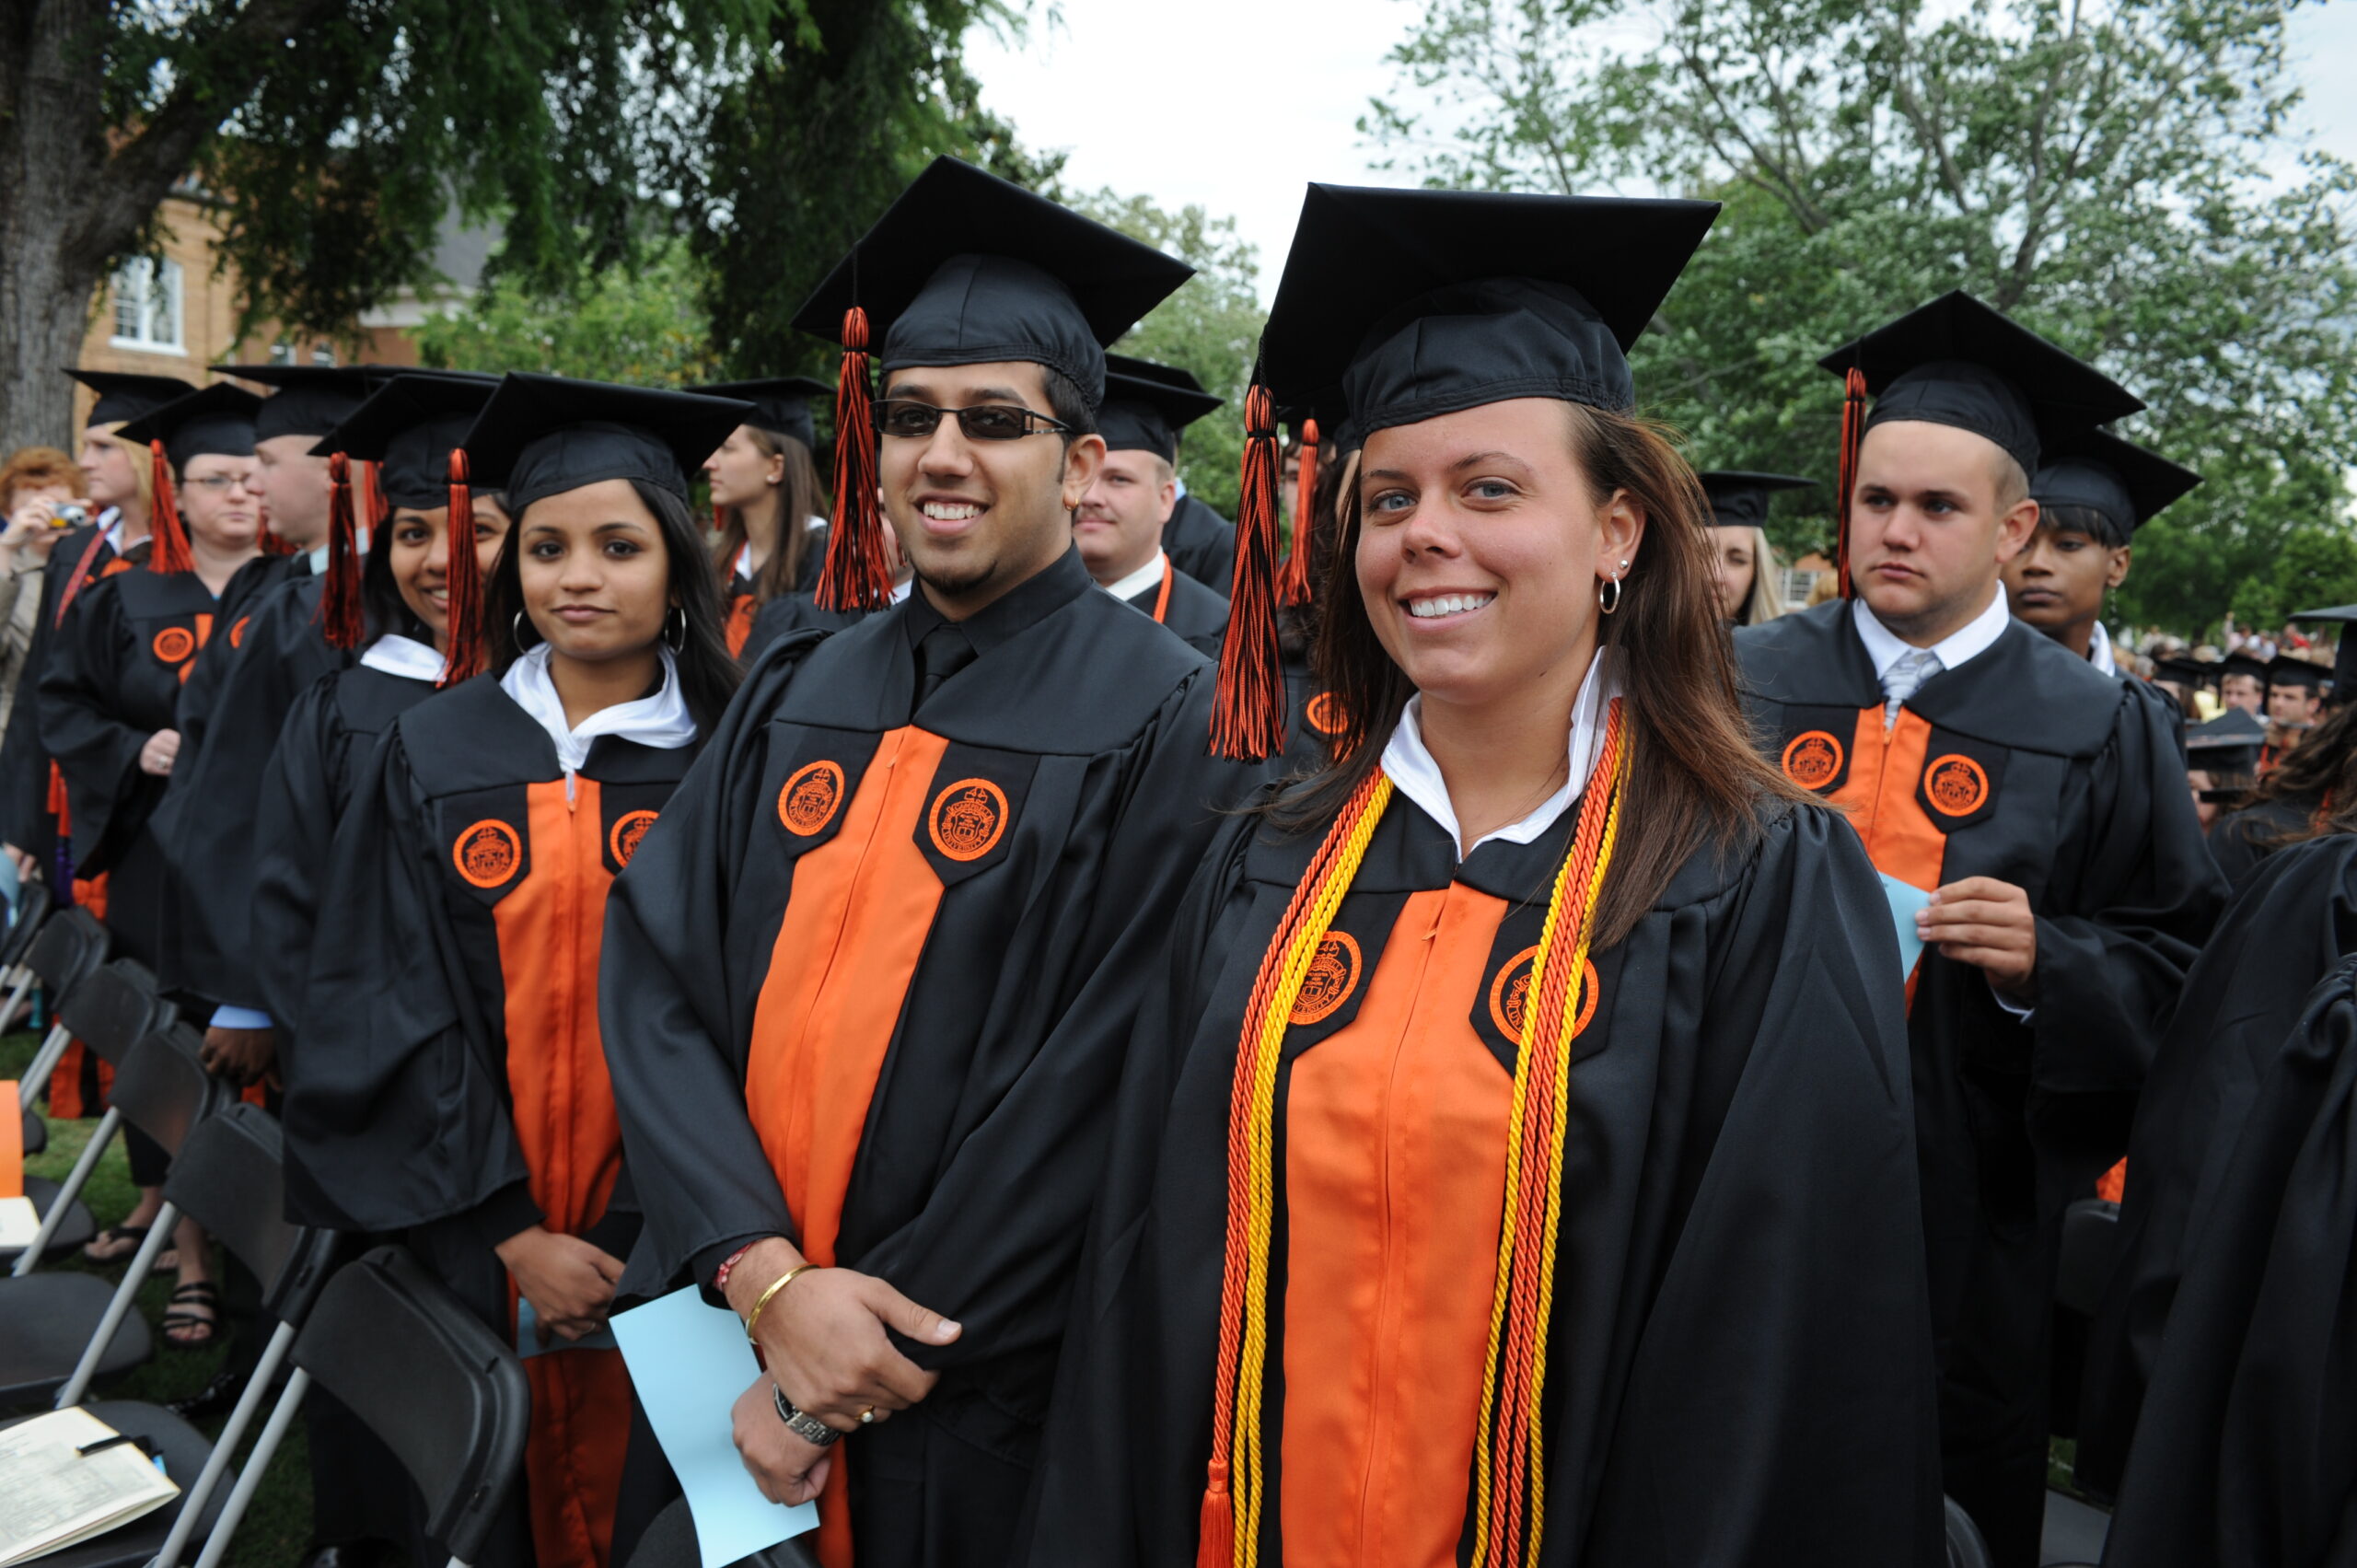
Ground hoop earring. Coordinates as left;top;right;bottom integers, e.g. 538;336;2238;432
665;604;688;652
1598;575;1623;616
512;610;529;650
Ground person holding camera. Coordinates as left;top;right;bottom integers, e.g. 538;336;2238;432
0;447;90;741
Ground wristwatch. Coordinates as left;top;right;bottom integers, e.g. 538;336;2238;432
772;1384;845;1448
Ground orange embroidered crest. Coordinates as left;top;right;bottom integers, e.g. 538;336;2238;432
1781;729;1843;789
151;625;196;665
452;819;522;889
610;809;657;867
1304;691;1345;737
777;761;844;836
928;778;1008;862
1924;754;1989;817
1488;947;1602;1042
1289;932;1361;1025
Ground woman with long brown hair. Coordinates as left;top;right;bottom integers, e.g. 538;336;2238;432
693;377;828;656
1024;186;1942;1566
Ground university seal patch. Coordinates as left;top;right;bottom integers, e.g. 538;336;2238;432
1924;754;1989;817
777;761;845;837
452;819;522;889
1289;932;1362;1025
928;778;1009;862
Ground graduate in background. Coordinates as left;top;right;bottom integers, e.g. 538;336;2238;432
2217;650;2270;718
2002;428;2198;687
2181;708;2267;835
2260;653;2327;772
1075;355;1229;656
1027;183;1941;1568
737;520;912;665
1733;292;2224;1566
1129;357;1237;594
2151;655;2221;722
287;375;748;1568
693;377;830;656
2205;623;2357;888
1699;470;1811;626
598;157;1257;1568
0;369;189;897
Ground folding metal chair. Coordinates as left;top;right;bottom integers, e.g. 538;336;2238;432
1945;1495;1993;1568
0;875;53;995
10;907;109;1107
0;1028;221;1405
14;985;188;1279
189;1245;531;1568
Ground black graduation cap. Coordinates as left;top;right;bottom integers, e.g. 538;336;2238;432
321;371;502;510
790;157;1193;407
2031;427;2200;544
1817;292;2144;475
211;364;385;443
2220;651;2274;691
689;377;831;451
2293;605;2357;702
2267;654;2330;695
1699;470;1816;530
116;383;261;471
459;373;757;516
2186;709;2267;799
64;369;197;428
1099;354;1224;462
1259;183;1719;444
2153;655;2219;691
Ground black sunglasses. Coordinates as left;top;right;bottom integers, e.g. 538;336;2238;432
871;400;1074;442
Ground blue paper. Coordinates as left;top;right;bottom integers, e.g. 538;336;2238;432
611;1287;819;1567
1880;872;1931;982
516;1298;618;1358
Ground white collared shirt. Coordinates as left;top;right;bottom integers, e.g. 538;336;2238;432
1852;587;2012;684
2087;621;2119;677
1101;551;1168;605
359;633;446;683
499;643;697;781
1381;648;1621;860
99;506;125;553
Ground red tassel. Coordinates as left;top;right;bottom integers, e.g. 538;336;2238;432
1210;385;1286;761
1277;419;1320;609
1836;366;1866;600
319;453;366;650
359;459;389;533
1196;1465;1233;1568
257;516;296;555
439;448;485;685
146;440;192;575
813;307;891;612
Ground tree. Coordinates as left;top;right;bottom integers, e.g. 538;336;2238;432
1365;0;2357;634
413;238;722;388
0;0;776;454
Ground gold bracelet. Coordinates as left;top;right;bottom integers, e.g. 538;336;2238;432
743;1261;820;1345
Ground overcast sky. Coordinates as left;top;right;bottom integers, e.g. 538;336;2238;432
968;0;2357;301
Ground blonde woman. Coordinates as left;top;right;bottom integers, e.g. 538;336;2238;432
1699;470;1812;625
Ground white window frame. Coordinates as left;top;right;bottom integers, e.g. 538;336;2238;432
109;256;186;354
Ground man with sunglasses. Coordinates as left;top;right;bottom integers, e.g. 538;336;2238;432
600;157;1266;1567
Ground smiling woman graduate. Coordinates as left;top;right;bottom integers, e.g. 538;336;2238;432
1021;184;1943;1568
285;375;749;1568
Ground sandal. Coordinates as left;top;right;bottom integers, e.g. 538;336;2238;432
161;1281;220;1349
82;1224;175;1270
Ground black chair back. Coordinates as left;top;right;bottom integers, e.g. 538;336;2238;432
108;1027;224;1162
161;1105;336;1318
24;907;107;996
624;1499;820;1568
1945;1495;1993;1568
0;879;53;970
291;1246;530;1568
57;960;176;1069
2057;1198;2121;1318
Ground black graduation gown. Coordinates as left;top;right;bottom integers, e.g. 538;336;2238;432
598;550;1265;1568
0;520;133;871
2098;948;2357;1566
1120;561;1228;658
739;589;862;667
1021;790;1943;1566
2074;833;2357;1498
1163;493;1234;596
2205;793;2316;891
171;551;310;762
1733;598;2225;1565
35;568;223;968
288;675;687;1568
152;574;347;1005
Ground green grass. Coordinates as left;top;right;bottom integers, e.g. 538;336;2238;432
7;1028;311;1568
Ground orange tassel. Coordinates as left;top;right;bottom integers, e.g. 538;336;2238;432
1210;385;1286;760
146;440;192;575
439;448;485;685
1836;366;1866;600
1196;1462;1234;1568
814;307;891;612
319;453;366;650
359;459;389;533
1277;419;1319;609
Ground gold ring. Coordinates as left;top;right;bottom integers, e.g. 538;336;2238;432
859;1407;875;1424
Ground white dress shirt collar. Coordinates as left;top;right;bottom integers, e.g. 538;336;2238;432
498;643;697;777
2087;621;2119;677
358;633;445;683
1101;551;1168;605
1852;587;2013;681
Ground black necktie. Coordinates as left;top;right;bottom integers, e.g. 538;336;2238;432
914;621;977;707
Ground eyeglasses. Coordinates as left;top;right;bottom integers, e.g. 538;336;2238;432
871;401;1073;442
181;474;257;494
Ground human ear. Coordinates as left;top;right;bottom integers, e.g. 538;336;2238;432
1596;490;1646;583
1062;435;1107;512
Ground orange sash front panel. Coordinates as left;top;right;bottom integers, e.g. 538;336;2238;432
1826;705;1948;894
1281;885;1515;1568
726;595;758;659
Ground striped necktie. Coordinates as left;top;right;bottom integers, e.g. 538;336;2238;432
1882;646;1942;726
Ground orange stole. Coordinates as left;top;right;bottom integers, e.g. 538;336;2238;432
491;778;633;1568
1280;886;1515;1567
744;726;955;1568
1823;706;1948;895
726;595;758;659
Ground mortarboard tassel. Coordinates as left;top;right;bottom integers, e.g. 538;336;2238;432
813;307;892;612
146;439;192;575
256;515;296;555
319;453;366;650
1276;419;1320;610
439;449;485;686
1210;384;1287;761
1835;366;1866;600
